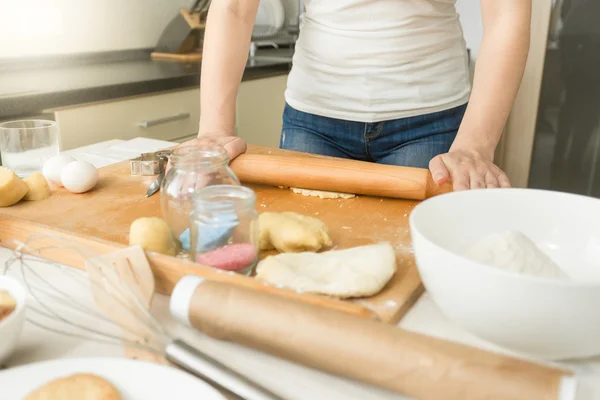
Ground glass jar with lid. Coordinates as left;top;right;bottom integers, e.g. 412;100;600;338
160;143;240;242
189;185;258;275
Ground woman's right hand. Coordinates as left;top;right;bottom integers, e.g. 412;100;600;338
162;135;247;196
164;135;247;179
178;135;247;162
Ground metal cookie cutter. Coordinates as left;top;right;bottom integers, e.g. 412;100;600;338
130;149;173;176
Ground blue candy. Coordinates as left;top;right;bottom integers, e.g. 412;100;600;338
179;228;193;251
179;223;238;252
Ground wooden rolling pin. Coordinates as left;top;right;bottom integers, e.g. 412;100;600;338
171;278;577;400
230;145;452;200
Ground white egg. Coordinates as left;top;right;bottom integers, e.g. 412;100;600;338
60;160;99;194
42;155;76;186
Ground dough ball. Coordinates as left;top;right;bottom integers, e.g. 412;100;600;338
464;230;569;280
23;172;51;201
42;155;76;186
61;160;99;194
291;187;356;199
0;167;28;207
259;212;332;253
256;243;397;298
129;217;179;256
25;373;121;400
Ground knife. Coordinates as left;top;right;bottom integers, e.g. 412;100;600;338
146;171;165;198
190;0;202;12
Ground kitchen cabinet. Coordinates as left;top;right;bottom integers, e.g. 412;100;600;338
49;74;288;151
48;88;201;151
236;75;287;148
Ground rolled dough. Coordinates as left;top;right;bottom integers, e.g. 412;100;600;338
290;187;356;199
259;211;332;253
256;243;397;298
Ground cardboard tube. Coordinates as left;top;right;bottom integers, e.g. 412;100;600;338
170;277;577;400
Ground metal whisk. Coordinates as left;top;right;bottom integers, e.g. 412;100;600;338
1;234;283;400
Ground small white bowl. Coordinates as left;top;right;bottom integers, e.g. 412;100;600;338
410;188;600;360
0;276;26;365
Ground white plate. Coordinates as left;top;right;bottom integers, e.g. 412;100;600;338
0;357;226;400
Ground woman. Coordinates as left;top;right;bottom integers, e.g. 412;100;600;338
191;0;531;191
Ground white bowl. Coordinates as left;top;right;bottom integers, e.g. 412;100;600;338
0;276;26;364
410;188;600;360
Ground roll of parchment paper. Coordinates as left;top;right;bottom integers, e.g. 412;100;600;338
170;277;578;400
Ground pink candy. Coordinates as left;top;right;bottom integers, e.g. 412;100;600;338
196;243;257;271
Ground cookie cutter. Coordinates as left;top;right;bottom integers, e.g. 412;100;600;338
130;150;172;176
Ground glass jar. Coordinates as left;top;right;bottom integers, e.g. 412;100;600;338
160;144;240;241
190;185;258;275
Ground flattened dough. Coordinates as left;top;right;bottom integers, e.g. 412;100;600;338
259;212;332;253
290;187;356;199
25;373;121;400
256;243;397;298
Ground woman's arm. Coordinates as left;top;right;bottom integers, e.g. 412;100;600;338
198;0;260;137
429;0;532;190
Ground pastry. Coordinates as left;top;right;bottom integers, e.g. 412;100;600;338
25;373;121;400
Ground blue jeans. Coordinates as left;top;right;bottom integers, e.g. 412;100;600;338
281;103;467;168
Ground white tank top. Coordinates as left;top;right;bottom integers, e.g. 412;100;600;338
285;0;472;123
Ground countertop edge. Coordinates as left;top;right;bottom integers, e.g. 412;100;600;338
0;64;290;120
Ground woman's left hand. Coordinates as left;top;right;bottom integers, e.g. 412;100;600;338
429;147;511;191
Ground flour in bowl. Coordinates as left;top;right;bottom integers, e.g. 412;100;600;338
464;230;569;280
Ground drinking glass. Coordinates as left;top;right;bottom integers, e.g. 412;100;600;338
0;120;60;177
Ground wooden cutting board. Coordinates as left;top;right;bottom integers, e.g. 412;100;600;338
0;153;424;324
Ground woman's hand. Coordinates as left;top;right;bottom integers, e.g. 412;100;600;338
178;135;247;161
165;135;247;178
429;146;511;191
430;0;530;191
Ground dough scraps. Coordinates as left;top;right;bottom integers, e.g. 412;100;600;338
256;242;397;298
259;211;332;253
25;373;122;400
290;187;356;199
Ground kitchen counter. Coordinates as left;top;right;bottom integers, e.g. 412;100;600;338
0;48;292;119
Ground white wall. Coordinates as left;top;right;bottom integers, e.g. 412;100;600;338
456;0;483;59
0;0;484;60
0;0;191;59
